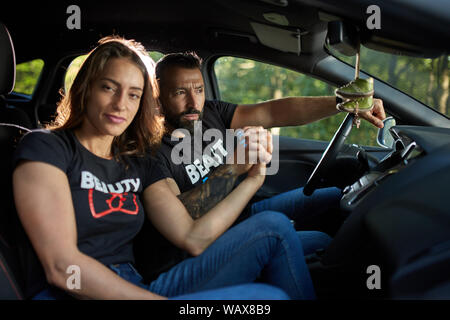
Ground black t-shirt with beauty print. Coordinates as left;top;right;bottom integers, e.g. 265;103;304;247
13;129;164;295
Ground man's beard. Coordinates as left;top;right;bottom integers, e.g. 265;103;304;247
165;107;203;134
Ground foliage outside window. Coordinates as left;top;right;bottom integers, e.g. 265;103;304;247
214;56;379;146
149;51;164;64
329;46;449;118
65;55;88;93
14;59;44;96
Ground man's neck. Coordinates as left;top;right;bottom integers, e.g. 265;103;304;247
165;120;204;138
165;124;186;138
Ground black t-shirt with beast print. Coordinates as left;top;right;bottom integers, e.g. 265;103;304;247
156;99;238;193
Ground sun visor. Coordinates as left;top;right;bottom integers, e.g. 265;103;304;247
250;22;304;55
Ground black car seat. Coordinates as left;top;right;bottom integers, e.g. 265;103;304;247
0;124;29;300
0;23;32;129
0;22;43;300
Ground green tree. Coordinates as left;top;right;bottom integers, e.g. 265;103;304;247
149;51;164;63
333;47;449;117
14;59;44;95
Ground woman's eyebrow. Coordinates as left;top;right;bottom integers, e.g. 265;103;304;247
101;77;143;91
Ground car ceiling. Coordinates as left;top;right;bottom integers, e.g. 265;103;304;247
1;0;449;65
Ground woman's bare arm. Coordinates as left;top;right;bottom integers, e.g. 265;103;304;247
142;163;266;257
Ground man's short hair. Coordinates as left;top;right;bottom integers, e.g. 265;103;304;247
155;52;202;82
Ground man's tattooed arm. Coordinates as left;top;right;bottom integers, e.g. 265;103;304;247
177;164;242;219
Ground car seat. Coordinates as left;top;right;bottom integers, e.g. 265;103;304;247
0;22;43;300
0;22;33;129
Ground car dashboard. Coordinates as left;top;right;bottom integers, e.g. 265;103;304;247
341;126;427;211
319;125;450;298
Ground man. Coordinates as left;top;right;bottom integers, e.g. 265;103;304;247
133;52;385;282
154;51;385;213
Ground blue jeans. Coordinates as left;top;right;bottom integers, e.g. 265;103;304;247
111;263;289;300
33;263;289;300
34;211;313;300
146;211;314;299
250;187;342;255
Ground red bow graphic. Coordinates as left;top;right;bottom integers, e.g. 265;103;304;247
88;189;139;219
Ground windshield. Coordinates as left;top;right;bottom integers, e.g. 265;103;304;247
329;45;449;119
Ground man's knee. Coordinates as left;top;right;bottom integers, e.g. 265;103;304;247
246;283;290;300
250;211;296;236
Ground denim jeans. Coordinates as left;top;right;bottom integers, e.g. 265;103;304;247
34;211;313;300
33;263;289;300
250;187;342;255
110;263;289;300
146;211;314;299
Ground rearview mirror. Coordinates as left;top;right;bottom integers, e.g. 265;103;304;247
377;117;396;148
326;21;360;56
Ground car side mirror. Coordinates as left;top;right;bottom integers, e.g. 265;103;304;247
377;117;396;148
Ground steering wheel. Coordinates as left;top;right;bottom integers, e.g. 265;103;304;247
303;113;355;196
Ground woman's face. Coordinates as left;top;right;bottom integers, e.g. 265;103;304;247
82;57;145;138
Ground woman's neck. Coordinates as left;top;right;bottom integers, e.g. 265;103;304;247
73;128;115;160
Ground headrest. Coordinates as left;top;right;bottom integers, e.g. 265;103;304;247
0;23;16;95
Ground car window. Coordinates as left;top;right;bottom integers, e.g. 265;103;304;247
149;51;164;63
64;51;164;94
328;45;450;119
65;54;88;93
14;59;44;96
214;56;380;146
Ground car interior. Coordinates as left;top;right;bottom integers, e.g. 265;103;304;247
0;0;449;299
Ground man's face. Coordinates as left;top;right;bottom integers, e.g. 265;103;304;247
159;66;205;133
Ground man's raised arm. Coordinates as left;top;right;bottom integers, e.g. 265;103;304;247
230;96;385;129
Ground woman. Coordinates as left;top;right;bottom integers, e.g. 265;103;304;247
12;36;314;300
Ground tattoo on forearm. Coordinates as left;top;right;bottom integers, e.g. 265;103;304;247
177;165;239;219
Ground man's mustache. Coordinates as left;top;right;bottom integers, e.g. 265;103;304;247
180;108;201;117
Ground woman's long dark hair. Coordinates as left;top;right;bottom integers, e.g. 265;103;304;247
49;36;164;161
